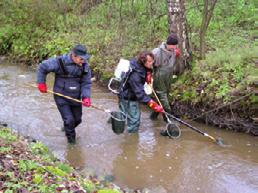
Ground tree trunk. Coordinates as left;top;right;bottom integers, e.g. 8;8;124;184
199;0;217;58
167;0;191;74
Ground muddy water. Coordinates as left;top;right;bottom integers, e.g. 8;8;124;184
0;61;258;193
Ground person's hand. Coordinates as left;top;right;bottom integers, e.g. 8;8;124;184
175;47;180;57
37;83;47;93
147;99;164;113
146;71;152;84
82;98;91;107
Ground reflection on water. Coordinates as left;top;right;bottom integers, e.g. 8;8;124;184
0;61;258;192
65;145;86;169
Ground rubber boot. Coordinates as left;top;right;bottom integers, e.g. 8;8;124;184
160;124;179;137
67;136;76;145
160;129;169;136
67;132;76;145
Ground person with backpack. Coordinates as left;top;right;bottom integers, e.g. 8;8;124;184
118;51;164;133
37;44;92;144
150;33;181;136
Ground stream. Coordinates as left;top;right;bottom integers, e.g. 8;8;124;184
0;60;258;193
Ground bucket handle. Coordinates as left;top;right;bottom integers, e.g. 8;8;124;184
110;111;126;121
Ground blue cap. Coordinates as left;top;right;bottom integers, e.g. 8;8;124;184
72;44;90;61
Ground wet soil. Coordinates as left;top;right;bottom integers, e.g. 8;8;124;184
172;98;258;136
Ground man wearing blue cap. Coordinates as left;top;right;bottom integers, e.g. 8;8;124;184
37;44;92;144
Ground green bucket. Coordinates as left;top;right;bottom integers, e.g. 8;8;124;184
110;111;126;134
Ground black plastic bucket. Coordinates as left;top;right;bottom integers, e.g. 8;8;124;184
110;111;126;134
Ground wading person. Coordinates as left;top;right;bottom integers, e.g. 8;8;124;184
37;44;92;144
150;33;180;136
119;51;164;133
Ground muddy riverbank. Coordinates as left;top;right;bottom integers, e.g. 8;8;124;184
172;98;258;136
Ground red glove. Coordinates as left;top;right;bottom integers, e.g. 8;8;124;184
37;83;47;93
146;71;152;84
175;47;180;57
82;98;91;107
147;99;164;113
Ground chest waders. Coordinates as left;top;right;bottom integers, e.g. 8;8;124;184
118;68;141;133
54;58;84;144
151;49;175;122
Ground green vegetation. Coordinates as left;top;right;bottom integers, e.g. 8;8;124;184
182;0;256;104
0;127;122;192
0;1;256;190
0;0;256;102
171;46;257;104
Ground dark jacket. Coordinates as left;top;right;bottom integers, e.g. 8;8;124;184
119;59;151;104
37;54;92;105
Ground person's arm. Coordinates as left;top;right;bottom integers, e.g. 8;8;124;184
36;57;59;93
128;73;163;112
128;73;151;103
81;64;92;107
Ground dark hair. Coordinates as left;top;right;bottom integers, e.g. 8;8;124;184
166;33;178;45
137;51;154;65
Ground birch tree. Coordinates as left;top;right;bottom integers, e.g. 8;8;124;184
167;0;191;74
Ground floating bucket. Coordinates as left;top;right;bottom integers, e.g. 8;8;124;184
110;111;126;134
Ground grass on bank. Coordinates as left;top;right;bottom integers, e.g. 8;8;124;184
171;45;257;104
